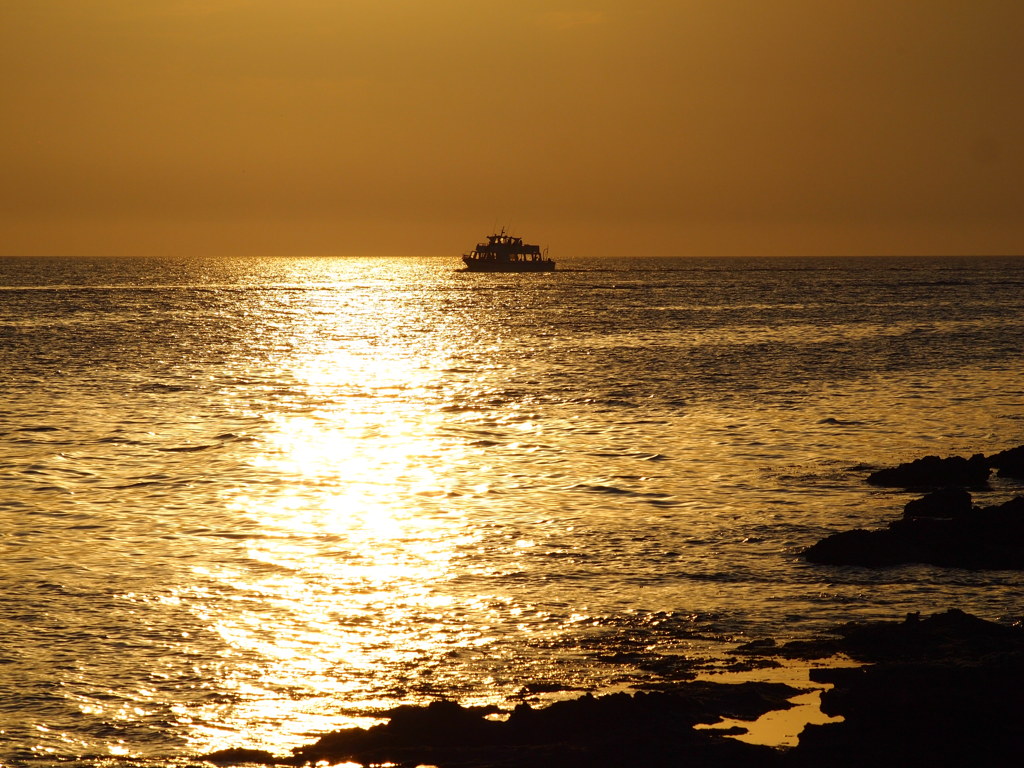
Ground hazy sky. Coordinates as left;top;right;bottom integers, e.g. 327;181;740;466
3;1;1022;257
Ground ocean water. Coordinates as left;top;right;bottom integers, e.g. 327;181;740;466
2;255;1023;765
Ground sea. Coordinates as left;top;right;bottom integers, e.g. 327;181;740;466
2;255;1023;766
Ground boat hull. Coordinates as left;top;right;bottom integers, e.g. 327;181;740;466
462;256;555;272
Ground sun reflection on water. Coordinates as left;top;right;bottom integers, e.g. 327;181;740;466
184;303;496;754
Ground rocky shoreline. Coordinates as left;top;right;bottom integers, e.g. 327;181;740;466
203;446;1024;767
203;609;1024;768
805;444;1024;568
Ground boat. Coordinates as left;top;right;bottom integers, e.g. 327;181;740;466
462;230;555;272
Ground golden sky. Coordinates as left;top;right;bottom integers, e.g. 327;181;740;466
2;1;1022;257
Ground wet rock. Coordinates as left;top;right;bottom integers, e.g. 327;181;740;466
987;444;1024;479
790;610;1024;767
209;612;1024;768
202;747;280;765
290;686;796;767
728;611;1024;766
902;487;973;519
759;607;1024;663
866;453;989;488
795;659;1024;767
802;527;911;567
803;495;1024;569
826;608;1024;663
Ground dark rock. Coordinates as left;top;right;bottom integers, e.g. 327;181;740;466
208;611;1024;768
794;659;1024;767
290;685;796;767
726;611;1024;766
804;495;1024;569
202;747;280;765
988;444;1024;479
768;607;1024;664
296;699;499;760
866;453;989;488
789;611;1024;768
802;527;910;566
902;487;973;519
825;608;1024;663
